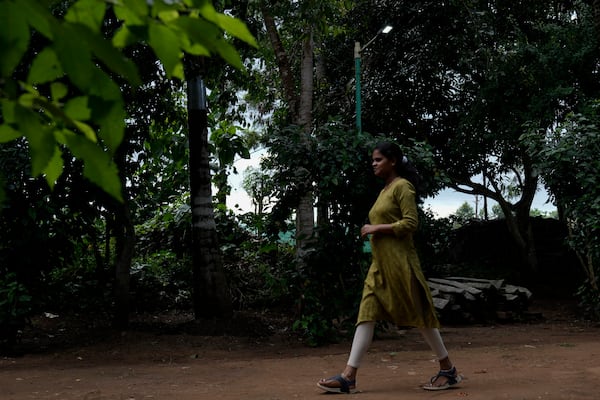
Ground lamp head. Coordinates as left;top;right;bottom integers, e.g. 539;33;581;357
381;25;393;34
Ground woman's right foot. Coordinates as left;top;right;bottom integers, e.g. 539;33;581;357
317;374;357;393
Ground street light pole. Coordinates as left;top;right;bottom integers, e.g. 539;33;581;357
354;25;393;133
354;41;363;134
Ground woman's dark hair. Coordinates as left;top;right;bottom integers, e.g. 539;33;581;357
374;141;421;191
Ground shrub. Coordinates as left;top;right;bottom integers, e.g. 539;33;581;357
0;273;32;348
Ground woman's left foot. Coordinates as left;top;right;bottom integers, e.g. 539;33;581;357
422;366;463;391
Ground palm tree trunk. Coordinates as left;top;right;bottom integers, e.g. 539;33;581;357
187;76;232;318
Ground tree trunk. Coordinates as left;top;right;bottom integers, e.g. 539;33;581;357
261;5;298;116
187;76;232;319
494;163;539;274
452;158;540;274
111;138;136;330
262;6;315;256
503;208;538;275
295;27;315;254
104;214;111;266
591;0;600;42
113;201;135;329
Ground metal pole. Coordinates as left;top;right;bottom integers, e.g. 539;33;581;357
354;41;362;134
353;26;392;134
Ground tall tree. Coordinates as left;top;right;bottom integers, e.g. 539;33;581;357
259;1;315;256
0;0;256;326
523;105;600;315
185;69;232;318
322;0;600;273
242;166;274;216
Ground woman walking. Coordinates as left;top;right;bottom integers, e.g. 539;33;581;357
317;141;462;393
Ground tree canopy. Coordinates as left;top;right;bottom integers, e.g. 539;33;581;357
0;0;256;202
2;0;600;347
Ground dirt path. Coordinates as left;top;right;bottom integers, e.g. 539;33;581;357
2;302;599;400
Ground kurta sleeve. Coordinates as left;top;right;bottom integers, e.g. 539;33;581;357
390;180;419;237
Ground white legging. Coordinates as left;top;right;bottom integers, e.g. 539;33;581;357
347;322;449;368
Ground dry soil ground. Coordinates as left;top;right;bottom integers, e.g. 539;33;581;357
2;300;600;400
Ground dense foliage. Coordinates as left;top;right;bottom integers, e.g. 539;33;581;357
0;0;256;344
523;102;600;318
2;0;600;349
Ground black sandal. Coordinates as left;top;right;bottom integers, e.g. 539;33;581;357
422;366;463;391
317;374;358;394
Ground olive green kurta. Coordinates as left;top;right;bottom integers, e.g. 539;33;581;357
357;178;440;329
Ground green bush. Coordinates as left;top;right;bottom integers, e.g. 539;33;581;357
522;105;600;318
0;272;32;347
576;278;600;320
415;207;455;273
289;225;370;346
130;251;193;312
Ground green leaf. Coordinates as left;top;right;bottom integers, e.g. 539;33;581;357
52;24;94;90
195;0;219;25
182;41;211;57
64;96;91;121
148;21;183;79
87;67;122;101
73;120;98;143
50;82;68;102
28;48;64;84
112;0;148;48
151;0;180;17
214;39;243;70
184;0;209;7
1;99;16;123
73;24;141;86
112;25;142;49
65;0;106;32
157;9;180;24
240;147;251;159
175;16;221;47
88;93;125;153
15;106;55;176
175;16;229;62
43;145;64;189
0;124;21;143
0;1;30;77
21;0;54;39
17;93;37;108
117;0;149;22
215;13;257;48
61;131;123;202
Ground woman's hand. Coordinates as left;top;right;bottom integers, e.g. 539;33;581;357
361;224;377;238
361;223;395;238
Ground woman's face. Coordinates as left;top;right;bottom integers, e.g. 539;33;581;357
371;149;396;178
